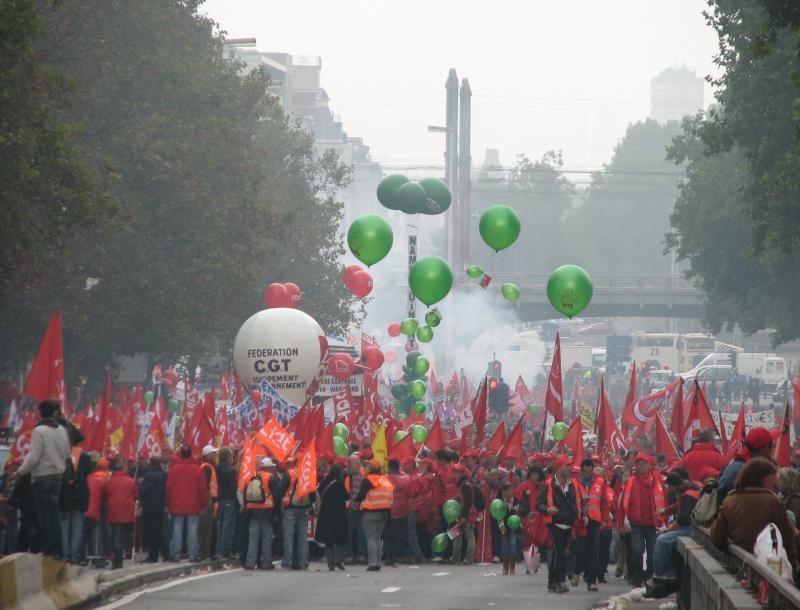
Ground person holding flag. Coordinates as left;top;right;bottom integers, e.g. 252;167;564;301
281;454;316;571
243;457;280;570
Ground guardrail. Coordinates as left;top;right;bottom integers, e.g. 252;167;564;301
678;526;800;610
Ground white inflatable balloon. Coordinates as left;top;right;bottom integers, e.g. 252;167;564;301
233;308;327;406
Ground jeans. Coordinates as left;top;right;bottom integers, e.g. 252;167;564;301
573;520;600;584
216;499;237;557
142;510;167;561
33;477;63;558
499;530;520;560
407;511;424;562
246;509;273;569
346;508;367;560
84;516;110;566
109;523;131;569
198;502;214;559
60;509;84;563
451;523;476;563
282;507;310;569
653;527;689;579
170;514;199;561
630;524;657;586
362;510;388;568
548;526;571;587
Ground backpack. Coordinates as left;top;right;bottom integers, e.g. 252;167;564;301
692;488;718;525
245;476;266;504
473;484;486;511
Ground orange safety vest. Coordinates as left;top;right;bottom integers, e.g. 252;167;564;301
586;476;606;523
543;477;580;525
283;469;312;508
361;474;394;511
622;473;666;524
200;462;218;499
246;472;275;510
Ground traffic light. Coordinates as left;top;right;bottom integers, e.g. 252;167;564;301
606;335;632;370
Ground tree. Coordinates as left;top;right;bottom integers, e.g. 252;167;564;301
667;0;800;344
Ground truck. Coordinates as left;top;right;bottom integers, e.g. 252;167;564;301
734;353;787;389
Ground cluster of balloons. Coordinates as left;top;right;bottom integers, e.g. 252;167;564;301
263;282;302;309
546;264;593;318
347;214;393;266
390;351;430;417
333;422;349;457
396;312;439;345
479;205;521;252
409;256;453;307
377;175;452;215
488;499;521;528
342;265;373;298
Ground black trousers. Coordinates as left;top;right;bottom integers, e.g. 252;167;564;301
547;525;571;587
383;516;408;562
598;527;612;578
142;510;167;561
573;520;601;584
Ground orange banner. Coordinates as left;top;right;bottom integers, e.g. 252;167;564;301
256;418;296;461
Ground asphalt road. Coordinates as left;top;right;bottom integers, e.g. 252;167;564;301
98;562;632;610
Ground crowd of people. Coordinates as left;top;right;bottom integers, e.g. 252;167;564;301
1;398;800;598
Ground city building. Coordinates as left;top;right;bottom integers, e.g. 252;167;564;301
649;67;704;123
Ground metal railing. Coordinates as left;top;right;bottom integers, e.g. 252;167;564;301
682;526;800;610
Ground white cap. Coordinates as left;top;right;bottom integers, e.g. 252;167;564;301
260;457;276;468
201;445;218;457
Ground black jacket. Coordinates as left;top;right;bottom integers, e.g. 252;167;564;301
216;461;237;501
138;467;168;513
315;474;349;545
59;450;92;511
537;477;579;528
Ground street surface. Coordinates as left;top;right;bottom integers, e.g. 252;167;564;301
97;562;631;610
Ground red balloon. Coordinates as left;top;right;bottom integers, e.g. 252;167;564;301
349;270;373;298
264;283;290;308
362;345;385;370
328;353;355;381
385;350;397;364
342;264;363;288
161;368;178;389
250;390;262;405
284;282;301;307
387;322;401;337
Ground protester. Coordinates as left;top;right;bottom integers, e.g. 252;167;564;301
384;458;410;566
716;427;773;506
355;459;394;571
243;457;280;570
572;458;608;591
343;454;367;565
496;482;523;575
166;445;208;562
15;399;71;559
84;456;110;567
408;458;433;564
622;453;665;588
538;455;578;592
138;456;168;562
103;457;138;569
281;456;315;570
776;467;800;521
315;462;348;571
676;429;727;482
215;447;238;559
198;445;218;560
59;428;91;563
450;464;476;565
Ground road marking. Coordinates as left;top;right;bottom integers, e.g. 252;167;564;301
431;571;451;576
96;569;241;609
381;587;402;593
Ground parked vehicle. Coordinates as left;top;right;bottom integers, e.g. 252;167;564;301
734;353;787;390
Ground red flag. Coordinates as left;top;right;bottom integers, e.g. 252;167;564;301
237;437;266;491
654;413;680;464
793;378;800;428
118;406;140;459
726;402;746;457
545;334;564;422
9;412;36;461
85;369;112;453
562;416;584;465
774;402;793;467
594;378;626;454
486;422;506;454
425;417;445;452
472;376;488;447
256;418;297;461
296;441;317;497
141;409;167;458
669;378;686;447
620;363;637;434
718;410;729;453
514;375;532;403
317;423;334;456
218;404;230;447
390;429;415;463
23;312;66;406
189;400;216;454
682;380;718;450
624;378;681;430
500;416;524;461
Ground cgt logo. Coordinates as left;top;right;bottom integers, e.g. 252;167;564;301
254;358;291;373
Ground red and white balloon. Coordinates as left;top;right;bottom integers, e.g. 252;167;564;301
328;352;355;380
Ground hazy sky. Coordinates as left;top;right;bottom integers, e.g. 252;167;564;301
203;0;719;170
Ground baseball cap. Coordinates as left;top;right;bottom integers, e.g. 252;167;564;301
555;455;572;469
259;457;276;468
745;427;772;449
635;453;656;465
201;445;218;457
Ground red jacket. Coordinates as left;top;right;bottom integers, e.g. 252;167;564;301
387;472;411;519
677;443;728;482
103;471;138;524
623;473;665;527
85;471;109;520
166;457;209;515
410;473;433;513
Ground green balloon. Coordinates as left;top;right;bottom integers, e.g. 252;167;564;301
416;325;434;343
390;382;409;399
144;391;154;404
414;401;427;415
551;421;569;442
547;264;593;318
507;515;522;530
405;351;421;367
400;318;418;336
501;283;520;302
394;430;409;443
409;256;453;306
442;498;462;524
168;398;180;412
333;422;349;440
431;532;449;553
418;178;452;215
333;436;348;457
411;379;426;399
527;403;540;416
412;424;428;443
376;174;409;210
424;310;442;327
479;205;521;252
466;264;484;279
347;214;393;266
396;181;430;214
414;357;430;374
489;498;507;521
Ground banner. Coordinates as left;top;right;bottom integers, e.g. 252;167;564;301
296;442;317;497
316;373;363;397
713;409;775;440
256;418;296;461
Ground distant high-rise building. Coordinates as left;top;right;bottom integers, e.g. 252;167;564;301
649;67;704;124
